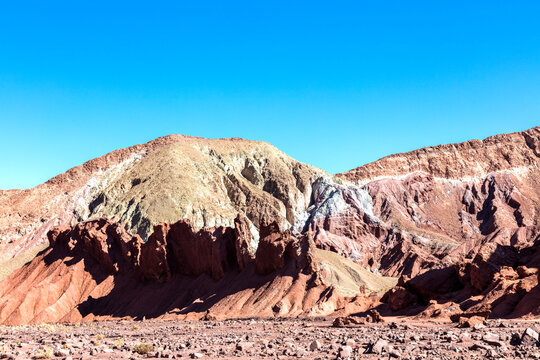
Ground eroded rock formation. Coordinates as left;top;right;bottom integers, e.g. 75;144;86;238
299;127;540;319
1;126;539;324
382;226;540;319
0;217;394;325
297;128;539;276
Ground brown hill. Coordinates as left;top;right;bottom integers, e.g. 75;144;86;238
1;127;539;324
339;126;540;181
300;127;540;319
0;135;325;279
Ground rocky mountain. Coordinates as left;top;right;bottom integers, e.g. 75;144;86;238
0;126;538;325
0;135;325;279
301;126;540;319
299;127;539;274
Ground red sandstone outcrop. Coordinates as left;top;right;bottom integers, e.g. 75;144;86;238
0;217;390;325
381;226;540;319
255;222;318;276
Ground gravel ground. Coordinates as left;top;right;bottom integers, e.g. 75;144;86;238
0;317;539;359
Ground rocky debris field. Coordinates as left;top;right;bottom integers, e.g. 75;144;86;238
0;318;539;360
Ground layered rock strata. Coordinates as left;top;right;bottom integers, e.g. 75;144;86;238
300;127;540;279
0;217;394;325
1;127;539;323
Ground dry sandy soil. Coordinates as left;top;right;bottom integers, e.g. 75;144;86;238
0;317;539;359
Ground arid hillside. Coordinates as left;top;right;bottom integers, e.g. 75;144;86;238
304;126;540;319
0;127;539;325
304;126;540;277
0;135;325;278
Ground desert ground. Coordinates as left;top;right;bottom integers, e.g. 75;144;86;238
0;317;539;360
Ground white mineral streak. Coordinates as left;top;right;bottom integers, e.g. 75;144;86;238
353;165;536;187
293;177;379;232
73;151;146;221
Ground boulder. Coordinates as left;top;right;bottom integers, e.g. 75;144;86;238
470;243;519;291
521;328;540;346
381;286;418;311
458;316;485;328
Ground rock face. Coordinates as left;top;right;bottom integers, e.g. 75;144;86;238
0;218;394;325
255;222;318;275
1;126;539;324
301;127;540;279
0;135;325;277
339;127;540;181
292;127;540;318
382;230;540;319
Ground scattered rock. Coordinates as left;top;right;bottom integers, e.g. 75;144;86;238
459;316;485;328
482;332;504;347
388;345;402;358
338;345;352;358
309;340;321;351
521;328;540;346
369;339;389;354
332;316;364;327
366;309;384;323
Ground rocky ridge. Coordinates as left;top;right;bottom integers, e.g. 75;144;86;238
0;126;539;325
0;217;395;325
300;127;540;277
339;126;540;181
300;126;540;319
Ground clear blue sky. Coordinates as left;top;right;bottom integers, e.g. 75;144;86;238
1;1;539;189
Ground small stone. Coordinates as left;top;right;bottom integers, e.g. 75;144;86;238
511;332;522;345
295;348;306;357
405;344;416;353
470;342;492;351
522;328;540;346
473;323;486;330
486;348;497;357
339;345;352;358
388;345;402;358
459;316;485;328
54;348;70;356
482;332;503;346
371;339;389;354
309;340;321;351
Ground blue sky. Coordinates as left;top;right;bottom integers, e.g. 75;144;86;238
1;1;539;189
